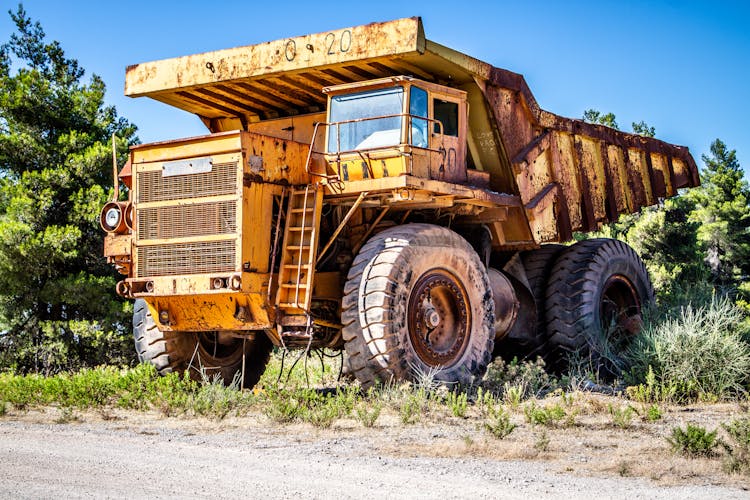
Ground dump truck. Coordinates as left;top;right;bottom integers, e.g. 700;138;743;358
101;17;699;388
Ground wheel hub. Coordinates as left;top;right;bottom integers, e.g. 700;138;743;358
600;274;642;339
407;269;471;368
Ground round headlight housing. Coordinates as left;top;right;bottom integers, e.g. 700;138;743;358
100;202;127;233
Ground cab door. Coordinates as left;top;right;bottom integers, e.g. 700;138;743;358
430;94;467;183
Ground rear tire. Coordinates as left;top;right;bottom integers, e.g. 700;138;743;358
342;224;494;388
133;299;272;388
545;238;653;376
497;244;565;360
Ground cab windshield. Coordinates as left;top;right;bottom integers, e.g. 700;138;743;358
327;86;404;153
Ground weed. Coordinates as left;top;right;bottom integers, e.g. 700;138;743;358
55;406;79;424
0;400;6;417
304;396;340;429
399;392;424;425
609;404;636;429
483;405;516;439
447;391;468;418
534;430;550;451
482;357;558;399
502;384;523;409
189;373;249;419
627;297;750;401
721;417;750;474
475;387;496;417
409;362;444;392
626;367;681;404
262;388;304;423
644;404;662;422
355;399;382;428
667;423;719;457
524;401;571;427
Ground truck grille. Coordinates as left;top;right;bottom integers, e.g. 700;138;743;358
137;162;237;202
137;241;236;277
135;160;240;278
137;200;237;240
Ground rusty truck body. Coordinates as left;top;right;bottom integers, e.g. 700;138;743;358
101;17;699;387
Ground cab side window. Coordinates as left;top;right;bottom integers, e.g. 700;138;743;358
409;86;428;148
433;99;458;136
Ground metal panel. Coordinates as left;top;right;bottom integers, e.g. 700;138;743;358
137;200;237;240
137;240;236;277
137;162;237;202
125;17;425;97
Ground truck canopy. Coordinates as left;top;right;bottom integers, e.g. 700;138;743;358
125;17;699;242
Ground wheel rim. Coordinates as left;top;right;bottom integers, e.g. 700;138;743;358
407;269;471;368
599;274;642;340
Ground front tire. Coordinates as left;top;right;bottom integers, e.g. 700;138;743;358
133;299;272;389
342;224;494;388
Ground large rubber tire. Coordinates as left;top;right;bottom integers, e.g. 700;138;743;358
133;299;272;389
342;224;494;388
545;238;654;375
497;244;566;360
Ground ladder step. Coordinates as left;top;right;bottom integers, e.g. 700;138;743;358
279;302;305;308
283;263;310;268
289;226;314;231
291;208;315;213
281;283;308;288
287;245;310;251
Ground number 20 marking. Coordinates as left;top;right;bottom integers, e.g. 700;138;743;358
326;30;352;55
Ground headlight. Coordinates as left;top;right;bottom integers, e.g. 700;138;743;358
100;202;128;233
105;207;121;229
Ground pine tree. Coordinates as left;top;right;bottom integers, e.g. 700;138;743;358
688;139;750;286
0;6;137;372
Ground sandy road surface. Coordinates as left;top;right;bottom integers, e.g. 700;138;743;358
0;415;746;499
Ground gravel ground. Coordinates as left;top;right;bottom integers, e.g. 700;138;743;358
0;413;747;499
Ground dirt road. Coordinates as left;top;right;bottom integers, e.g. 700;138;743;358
0;412;746;499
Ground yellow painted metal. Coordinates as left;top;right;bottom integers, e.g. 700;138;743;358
125;17;425;98
143;287;271;332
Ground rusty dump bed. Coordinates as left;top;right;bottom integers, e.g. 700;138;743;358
125;17;699;243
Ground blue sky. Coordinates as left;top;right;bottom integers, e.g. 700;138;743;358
2;0;749;174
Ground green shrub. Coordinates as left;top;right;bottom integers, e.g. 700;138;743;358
524;401;572;427
447;391;468;418
399;392;424;425
722;417;750;474
482;357;558;400
483;404;516;439
534;430;550;451
627;297;750;401
188;372;252;419
355;399;382;428
667;423;719;457
609;404;636;429
644;404;663;422
303;396;340;429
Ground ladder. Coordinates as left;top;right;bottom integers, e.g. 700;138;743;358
275;185;323;325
